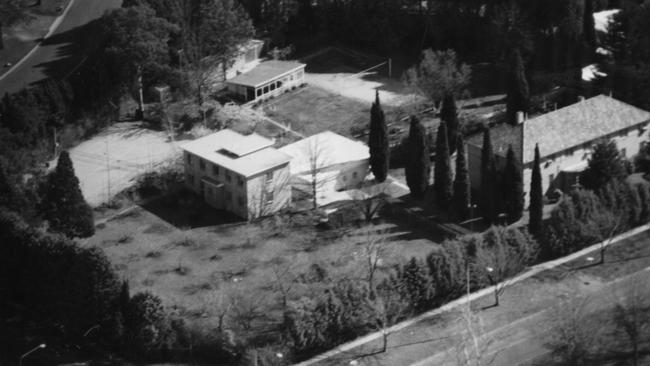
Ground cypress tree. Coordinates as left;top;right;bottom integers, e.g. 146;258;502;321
405;116;430;199
529;144;543;237
502;145;524;223
480;128;497;224
369;90;389;182
506;49;530;125
440;93;459;154
452;135;470;221
583;0;596;60
434;121;453;208
42;151;95;238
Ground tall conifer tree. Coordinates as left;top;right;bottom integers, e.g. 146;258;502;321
506;49;530;125
405;116;430;198
452;135;470;220
529;144;543;237
369;90;389;182
480;128;497;223
42;151;95;238
503;145;524;223
434;121;453;208
440;94;459;154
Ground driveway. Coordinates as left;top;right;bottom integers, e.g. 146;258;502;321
0;0;121;95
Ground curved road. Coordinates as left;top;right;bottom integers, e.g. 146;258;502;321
0;0;121;95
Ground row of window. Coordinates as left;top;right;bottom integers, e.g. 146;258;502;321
188;153;244;187
255;70;304;97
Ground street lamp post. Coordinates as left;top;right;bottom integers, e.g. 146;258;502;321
486;266;498;306
19;344;46;366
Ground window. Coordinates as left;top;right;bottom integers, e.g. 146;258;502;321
226;171;232;183
266;190;274;203
186;153;193;165
621;148;627;157
343;175;348;182
237;176;244;187
353;171;358;179
270;82;276;91
263;85;269;94
187;174;194;185
266;172;273;184
199;159;205;171
212;164;219;175
256;89;262;97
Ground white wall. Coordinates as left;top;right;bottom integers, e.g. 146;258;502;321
246;165;292;219
521;124;649;205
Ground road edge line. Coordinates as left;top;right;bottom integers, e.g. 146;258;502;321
293;222;650;366
0;0;77;82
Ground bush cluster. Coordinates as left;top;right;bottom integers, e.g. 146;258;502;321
541;180;650;259
0;211;205;363
287;226;538;360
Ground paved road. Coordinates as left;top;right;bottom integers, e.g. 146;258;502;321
0;0;121;95
305;230;650;366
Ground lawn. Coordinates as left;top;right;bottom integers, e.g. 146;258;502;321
82;192;440;344
263;85;372;138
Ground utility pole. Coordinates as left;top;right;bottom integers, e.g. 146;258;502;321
136;65;145;120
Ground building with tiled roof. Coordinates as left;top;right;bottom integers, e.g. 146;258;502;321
468;95;650;204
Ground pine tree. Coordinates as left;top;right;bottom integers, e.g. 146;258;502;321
452;135;470;221
506;49;530;125
480;128;497;223
502;145;524;223
580;140;627;191
369;90;389;182
405;116;430;199
440;93;459;154
434;121;453;208
583;0;596;60
529;144;543;238
42;151;95;238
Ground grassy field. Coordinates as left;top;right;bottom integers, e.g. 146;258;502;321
83;193;440;344
262;86;372;138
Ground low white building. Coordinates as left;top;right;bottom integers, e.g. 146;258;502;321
468;95;650;203
182;129;292;219
226;60;306;102
280;131;370;203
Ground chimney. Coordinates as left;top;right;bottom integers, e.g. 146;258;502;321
516;111;526;124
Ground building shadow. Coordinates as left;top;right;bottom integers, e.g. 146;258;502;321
140;190;245;229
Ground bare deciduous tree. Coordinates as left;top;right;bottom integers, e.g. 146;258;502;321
450;306;496;366
544;296;604;366
351;183;390;223
614;279;650;366
247;168;291;220
294;135;334;209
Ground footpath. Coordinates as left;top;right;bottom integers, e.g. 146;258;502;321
296;223;650;366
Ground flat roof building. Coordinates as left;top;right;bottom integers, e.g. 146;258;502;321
226;60;306;103
182;129;293;219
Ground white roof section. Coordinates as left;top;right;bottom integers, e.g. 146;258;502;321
226;60;306;88
182;129;291;178
594;9;620;33
280;131;369;175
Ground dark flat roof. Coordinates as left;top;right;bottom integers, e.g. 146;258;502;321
226;60;306;88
